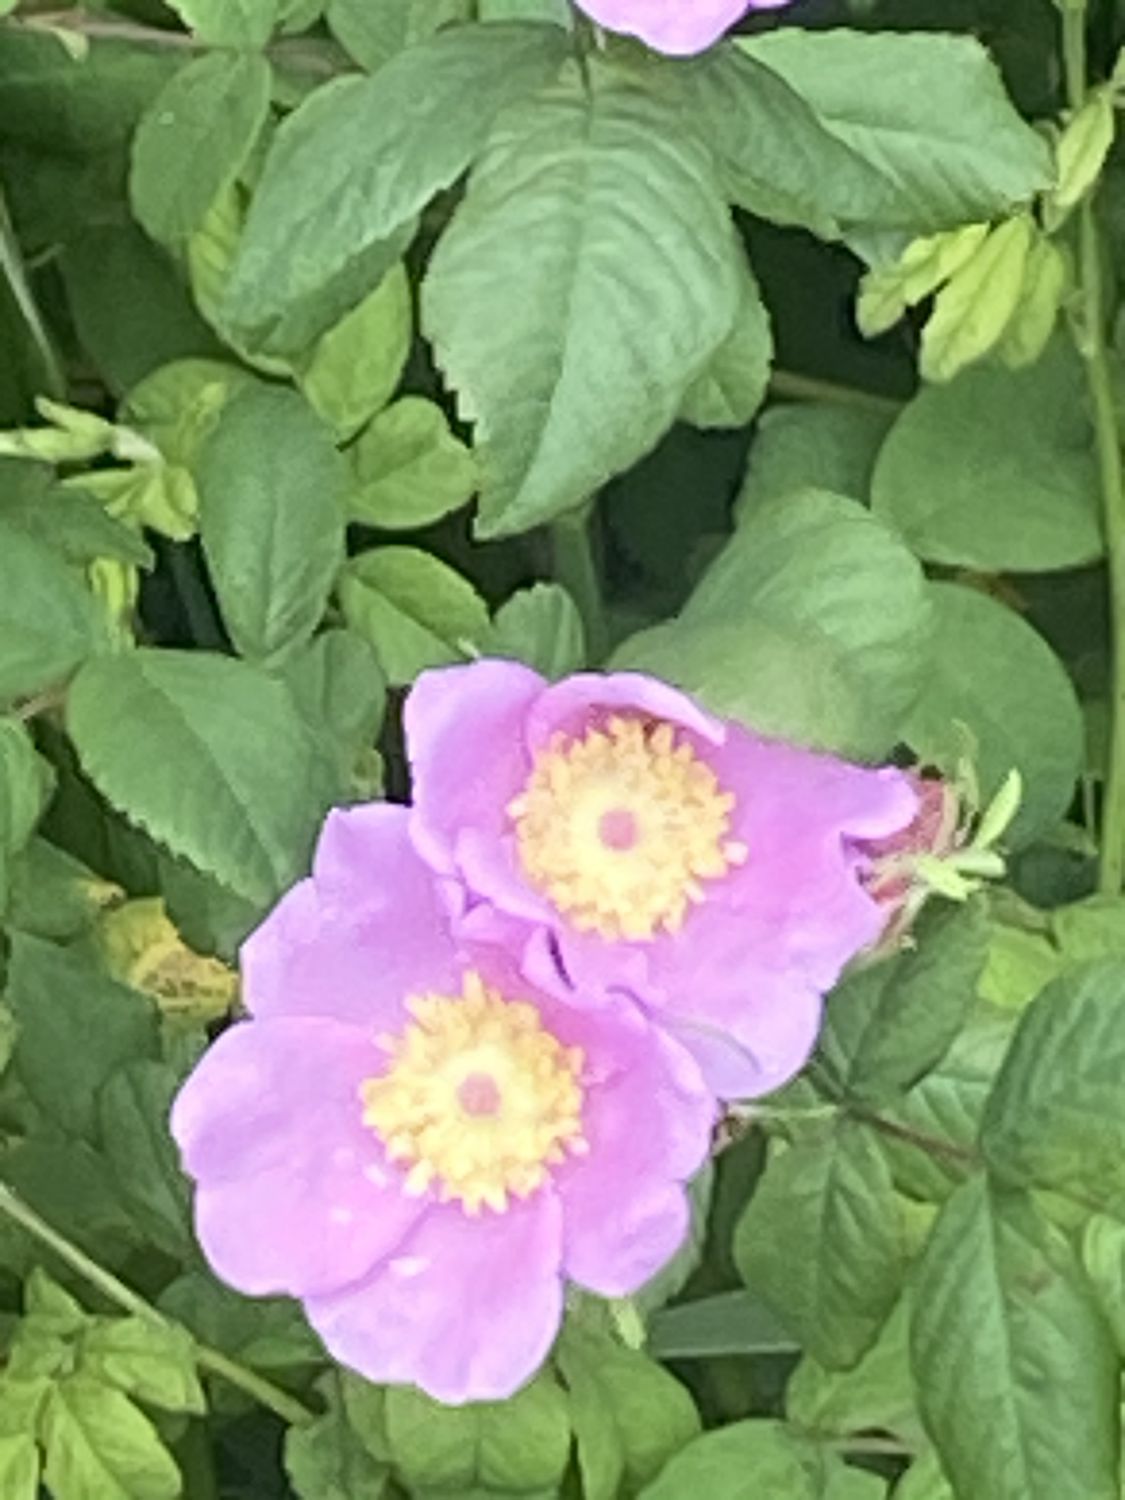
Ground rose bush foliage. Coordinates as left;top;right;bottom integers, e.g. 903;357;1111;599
0;0;1122;1498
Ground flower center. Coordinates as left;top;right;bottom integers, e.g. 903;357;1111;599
508;715;748;942
360;971;586;1215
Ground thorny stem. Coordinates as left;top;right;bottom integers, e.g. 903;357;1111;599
1061;2;1125;894
0;1181;316;1428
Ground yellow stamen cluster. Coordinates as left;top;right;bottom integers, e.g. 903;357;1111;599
509;715;747;941
360;972;586;1216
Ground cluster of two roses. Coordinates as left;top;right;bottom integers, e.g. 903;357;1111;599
172;662;925;1404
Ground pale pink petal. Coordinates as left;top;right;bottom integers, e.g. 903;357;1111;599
574;0;775;56
241;804;460;1028
304;1193;564;1404
405;660;545;875
558;1026;714;1294
171;1018;422;1296
526;670;724;754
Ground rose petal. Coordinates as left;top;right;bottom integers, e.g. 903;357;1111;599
304;1192;564;1404
241;804;460;1028
172;1018;423;1296
406;660;545;876
526;671;725;754
558;1027;714;1294
572;0;767;57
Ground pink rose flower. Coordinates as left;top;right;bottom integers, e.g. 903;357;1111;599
171;804;715;1404
575;0;792;57
405;663;918;1100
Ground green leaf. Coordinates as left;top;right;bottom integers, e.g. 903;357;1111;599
788;1300;922;1449
62;222;223;397
1054;89;1115;215
556;1325;699;1499
337;547;490;687
981;961;1125;1211
734;404;894;524
1080;1213;1125;1356
158;1272;320;1372
491;584;585;679
0;718;53;911
278;629;386;776
7;838;118;944
0;31;177;155
0;1435;39;1500
423;76;741;537
298;264;411;440
680;262;773;429
646;1290;798;1360
6;1318;75;1383
817;903;990;1106
285;1373;389;1500
734;1125;904;1369
901;583;1084;845
130;52;271;245
0;1141;137;1274
614;490;931;760
347;397;477;530
0;1001;15;1079
25;1269;87;1334
874;1006;1012;1202
735;31;1051;231
226;23;568;345
857;224;990;340
661;34;1048;239
326;0;472;73
977;919;1060;1013
919;216;1032;383
97;1062;194;1259
636;1419;869;1500
480;0;569;19
68;465;198;545
66;649;340;907
895;1452;953;1500
383;1373;571;1494
911;1178;1119;1500
42;1376;182;1500
196;385;347;664
122;360;257;470
163;0;281;47
996;238;1068;371
1053;896;1125;965
871;339;1101;572
79;1318;204;1416
0;520;108;706
0;1374;51;1438
7;934;158;1140
2;484;153;570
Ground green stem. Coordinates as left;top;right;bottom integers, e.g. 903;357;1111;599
5;13;346;79
859;1112;980;1166
551;505;608;662
768;368;904;415
0;1181;316;1429
0;181;65;401
1061;2;1125;894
